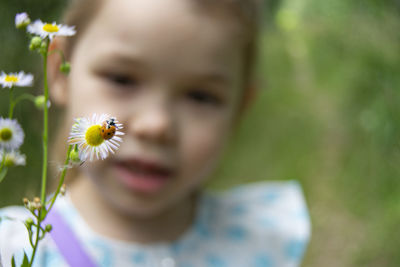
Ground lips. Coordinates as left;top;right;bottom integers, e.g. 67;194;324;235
113;157;174;194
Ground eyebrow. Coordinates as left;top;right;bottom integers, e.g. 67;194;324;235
93;50;231;87
102;54;148;69
188;72;231;88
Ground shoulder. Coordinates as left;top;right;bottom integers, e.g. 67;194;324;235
196;181;311;266
0;205;31;241
0;205;68;267
207;180;311;236
0;206;31;267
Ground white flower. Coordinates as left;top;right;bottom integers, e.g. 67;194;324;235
0;117;25;151
0;150;26;167
68;114;124;161
0;71;33;88
15;12;31;29
27;20;76;40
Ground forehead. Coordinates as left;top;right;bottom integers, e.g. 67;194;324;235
74;0;244;76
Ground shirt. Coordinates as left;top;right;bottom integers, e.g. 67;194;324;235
0;181;311;267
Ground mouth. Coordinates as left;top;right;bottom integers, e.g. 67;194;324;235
113;157;174;194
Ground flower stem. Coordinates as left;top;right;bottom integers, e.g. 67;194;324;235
28;211;41;267
8;88;14;118
40;39;49;205
28;145;71;267
29;41;50;267
13;93;36;106
0;152;7;183
8;93;37;120
48;145;72;211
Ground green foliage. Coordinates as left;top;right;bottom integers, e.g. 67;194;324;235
213;0;400;266
10;252;29;267
0;0;67;206
0;167;8;183
0;0;399;266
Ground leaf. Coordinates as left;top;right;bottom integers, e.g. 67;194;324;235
11;255;16;267
0;167;8;183
39;206;48;221
21;252;29;267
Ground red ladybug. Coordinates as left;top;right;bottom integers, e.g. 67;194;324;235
101;118;117;140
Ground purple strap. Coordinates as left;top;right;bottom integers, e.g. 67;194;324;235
44;210;98;267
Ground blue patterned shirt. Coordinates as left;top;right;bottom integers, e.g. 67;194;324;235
0;181;310;267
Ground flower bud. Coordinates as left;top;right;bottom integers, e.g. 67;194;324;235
29;36;42;51
15;12;31;29
60;184;67;196
27;202;35;212
25;218;34;226
23;197;29;207
33;197;42;210
4;156;15;168
39;41;48;54
60;62;71;74
34;95;51;110
69;146;81;164
45;224;53;232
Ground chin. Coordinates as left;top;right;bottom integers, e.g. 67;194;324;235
104;188;179;219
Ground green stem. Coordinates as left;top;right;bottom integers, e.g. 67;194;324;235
0;152;7;183
8;88;14;118
28;145;72;266
40;39;49;205
29;39;50;267
13;93;36;106
27;229;34;247
0;149;5;169
28;210;42;267
47;145;72;211
8;93;36;120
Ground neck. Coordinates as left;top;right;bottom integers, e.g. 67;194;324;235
68;174;196;244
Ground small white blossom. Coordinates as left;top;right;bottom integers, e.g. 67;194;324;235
0;117;24;151
27;20;76;40
0;71;33;88
15;12;31;29
68;114;124;161
0;150;26;167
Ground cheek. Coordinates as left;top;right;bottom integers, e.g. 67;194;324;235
84;161;117;195
180;115;230;181
67;71;116;118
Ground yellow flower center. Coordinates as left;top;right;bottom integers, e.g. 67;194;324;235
43;24;59;33
0;128;12;141
5;75;18;83
85;125;104;147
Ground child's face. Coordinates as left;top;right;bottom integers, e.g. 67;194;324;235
60;0;246;216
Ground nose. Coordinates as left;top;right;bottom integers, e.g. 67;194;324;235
128;104;174;144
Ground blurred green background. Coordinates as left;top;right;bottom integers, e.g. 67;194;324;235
1;0;400;266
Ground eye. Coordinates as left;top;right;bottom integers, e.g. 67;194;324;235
186;89;222;106
105;73;138;87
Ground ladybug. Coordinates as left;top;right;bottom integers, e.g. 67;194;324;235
101;118;117;140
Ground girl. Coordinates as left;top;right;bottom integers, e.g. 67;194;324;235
0;0;310;266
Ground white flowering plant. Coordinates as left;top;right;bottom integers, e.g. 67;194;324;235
0;12;123;267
